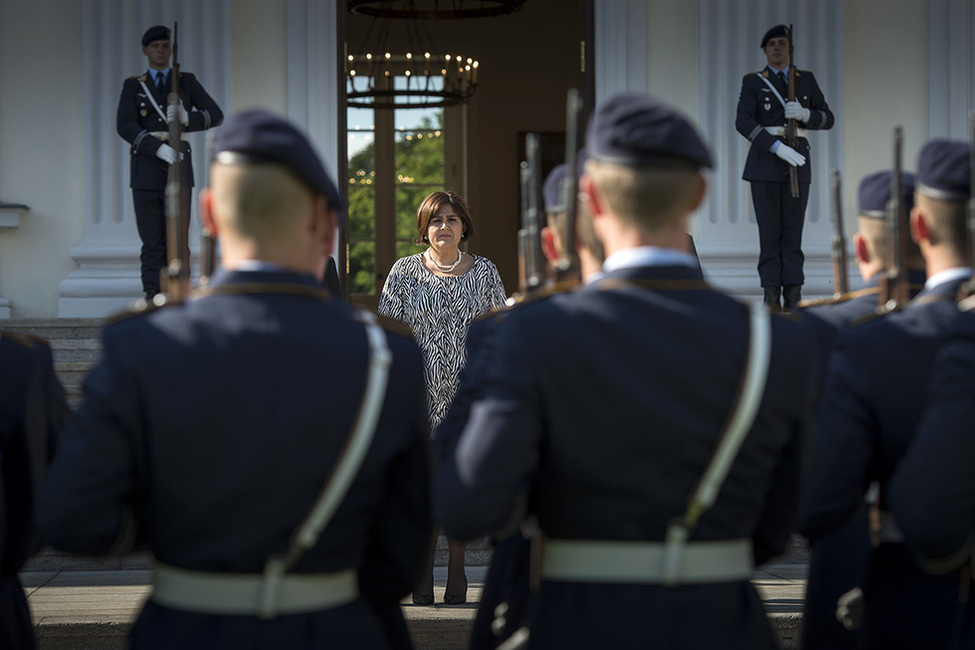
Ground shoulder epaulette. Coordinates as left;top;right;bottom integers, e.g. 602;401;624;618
759;70;769;78
374;313;415;340
0;330;49;350
104;295;178;326
134;74;147;82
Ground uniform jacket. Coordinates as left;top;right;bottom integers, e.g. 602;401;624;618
735;66;834;184
116;70;223;190
889;309;975;649
435;263;822;649
0;332;69;650
38;269;431;650
800;275;971;650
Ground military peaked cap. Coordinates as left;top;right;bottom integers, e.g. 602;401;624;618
142;25;171;47
761;24;790;48
213;109;346;220
917;139;971;202
586;93;712;170
858;170;916;218
542;149;587;214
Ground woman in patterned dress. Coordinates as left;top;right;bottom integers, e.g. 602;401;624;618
378;190;507;606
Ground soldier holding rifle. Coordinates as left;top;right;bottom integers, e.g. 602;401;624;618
798;168;923;650
736;24;834;311
802;170;924;332
39;110;431;650
435;93;822;649
800;139;973;649
117;25;222;300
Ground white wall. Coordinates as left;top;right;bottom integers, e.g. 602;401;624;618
0;0;86;317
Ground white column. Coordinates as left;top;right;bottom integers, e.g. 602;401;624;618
58;0;231;317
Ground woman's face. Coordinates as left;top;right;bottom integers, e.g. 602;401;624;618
427;203;465;254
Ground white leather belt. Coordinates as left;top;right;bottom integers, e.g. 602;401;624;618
152;563;358;615
542;538;754;584
150;131;189;142
765;126;807;138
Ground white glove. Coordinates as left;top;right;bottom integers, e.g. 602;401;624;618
167;102;189;126
784;101;811;123
155;143;180;165
774;143;806;167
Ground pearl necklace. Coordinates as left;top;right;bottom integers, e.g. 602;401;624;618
426;249;463;272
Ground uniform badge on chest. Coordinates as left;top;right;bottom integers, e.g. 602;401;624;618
140;109;148;117
764;101;771;111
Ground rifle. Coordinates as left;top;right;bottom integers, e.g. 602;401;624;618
513;133;545;300
786;24;800;199
878;126;909;312
164;21;190;301
555;88;584;283
831;170;849;297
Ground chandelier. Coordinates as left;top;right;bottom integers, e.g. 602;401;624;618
346;0;522;109
348;0;526;19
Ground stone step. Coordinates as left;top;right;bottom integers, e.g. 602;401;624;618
2;318;103;407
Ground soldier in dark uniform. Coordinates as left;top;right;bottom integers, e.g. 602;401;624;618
803;171;925;332
889;309;975;649
800;139;972;650
736;24;834;311
117;25;223;300
0;331;68;650
797;169;924;650
39;110;431;649
435;93;823;649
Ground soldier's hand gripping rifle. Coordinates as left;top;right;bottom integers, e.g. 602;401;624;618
878;126;909;313
831;170;849;297
555;88;584;284
164;21;190;301
786;24;800;199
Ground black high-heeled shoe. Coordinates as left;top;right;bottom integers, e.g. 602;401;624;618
412;591;434;605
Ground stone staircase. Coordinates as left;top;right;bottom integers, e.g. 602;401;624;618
1;317;104;407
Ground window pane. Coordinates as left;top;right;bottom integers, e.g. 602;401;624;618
349;240;375;296
395;130;443;185
347;185;375;239
395;106;443;131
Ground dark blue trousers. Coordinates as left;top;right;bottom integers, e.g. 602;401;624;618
751;180;810;288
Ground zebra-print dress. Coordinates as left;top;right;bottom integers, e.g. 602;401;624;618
378;253;507;434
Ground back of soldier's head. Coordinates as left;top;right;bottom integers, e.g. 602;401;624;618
210;110;344;239
857;170;922;266
915;139;970;254
584;93;712;230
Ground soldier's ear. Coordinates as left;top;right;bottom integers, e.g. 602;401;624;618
853;233;870;264
200;188;218;237
580;174;603;218
540;225;560;265
910;208;929;246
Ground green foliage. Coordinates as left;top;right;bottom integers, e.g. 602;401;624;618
347;110;445;295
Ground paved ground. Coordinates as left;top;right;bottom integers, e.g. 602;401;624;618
23;561;806;649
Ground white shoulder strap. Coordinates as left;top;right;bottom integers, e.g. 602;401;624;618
758;73;787;108
662;301;771;585
138;79;168;122
257;310;392;619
